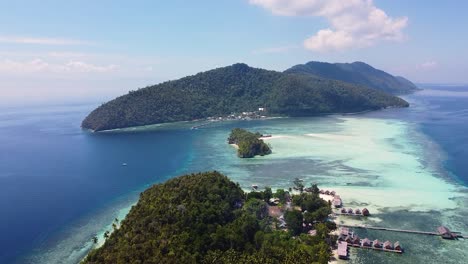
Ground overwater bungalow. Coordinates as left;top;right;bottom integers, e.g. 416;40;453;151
330;191;336;196
345;235;353;243
383;241;393;250
394;241;402;251
341;208;347;214
333;197;342;208
437;226;454;239
362;208;370;216
338;234;347;241
373;239;382;248
324;190;330;195
352;235;360;245
347;208;354;214
362;238;371;247
355;208;361;214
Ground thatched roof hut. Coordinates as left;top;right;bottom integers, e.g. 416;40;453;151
355;208;361;214
362;208;370;216
373;239;382;248
362;238;371;247
394;241;402;251
352;235;360;245
437;226;454;239
341;208;347;214
383;241;393;250
345;235;353;243
347;208;354;214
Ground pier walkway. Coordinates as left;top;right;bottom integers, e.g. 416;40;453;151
339;224;468;239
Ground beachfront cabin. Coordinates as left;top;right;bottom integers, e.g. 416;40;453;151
437;226;454;239
338;242;348;260
355;208;361;215
394;241;402;251
383;241;393;250
333;197;342;208
325;190;330;195
319;189;325;194
341;208;347;214
347;208;354;214
362;238;371;247
330;191;336;196
373;239;382;248
362;208;370;216
352;235;360;245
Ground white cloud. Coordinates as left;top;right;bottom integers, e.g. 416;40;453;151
249;0;408;52
419;61;438;70
0;58;118;74
0;35;92;45
252;45;298;54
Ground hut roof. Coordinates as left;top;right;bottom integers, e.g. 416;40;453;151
438;226;451;234
394;241;401;249
341;208;347;213
352;235;360;242
338;242;348;257
355;209;361;214
362;208;370;215
347;208;354;213
383;241;393;248
330;191;336;195
362;238;371;246
373;239;381;247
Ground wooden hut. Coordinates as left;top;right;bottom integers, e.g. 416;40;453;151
340;227;350;236
341;208;347;214
338;242;348;260
338;234;347;241
355;208;361;215
330;191;336;196
347;208;354;214
437;226;454;239
361;238;371;247
345;235;353;243
319;189;324;194
383;241;393;250
373;239;382;248
324;190;330;195
394;241;402;251
333;197;342;208
352;235;360;245
362;208;370;216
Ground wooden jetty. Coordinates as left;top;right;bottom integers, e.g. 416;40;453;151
339;224;468;239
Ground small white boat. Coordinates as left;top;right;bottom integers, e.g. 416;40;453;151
122;163;127;166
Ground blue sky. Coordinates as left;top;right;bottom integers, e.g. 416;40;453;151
1;0;467;104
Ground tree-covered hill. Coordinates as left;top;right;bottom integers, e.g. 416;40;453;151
284;61;419;95
82;171;334;264
82;63;409;131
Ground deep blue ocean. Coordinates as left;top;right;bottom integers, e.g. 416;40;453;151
1;85;467;263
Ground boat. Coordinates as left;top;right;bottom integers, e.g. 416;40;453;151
122;163;127;166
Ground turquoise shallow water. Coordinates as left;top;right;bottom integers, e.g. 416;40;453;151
1;86;468;263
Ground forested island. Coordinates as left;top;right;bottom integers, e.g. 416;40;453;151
228;128;272;158
83;171;336;264
82;63;410;132
285;61;419;95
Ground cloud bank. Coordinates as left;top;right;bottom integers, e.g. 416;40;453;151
0;35;92;45
249;0;408;52
0;58;118;74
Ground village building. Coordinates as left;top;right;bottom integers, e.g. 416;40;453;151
355;208;361;214
341;208;347;214
347;208;354;214
338;242;348;259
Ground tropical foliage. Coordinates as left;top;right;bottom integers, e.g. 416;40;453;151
82;171;335;264
82;63;409;131
228;128;271;158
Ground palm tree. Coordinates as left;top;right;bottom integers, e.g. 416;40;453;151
103;231;109;239
92;236;98;244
